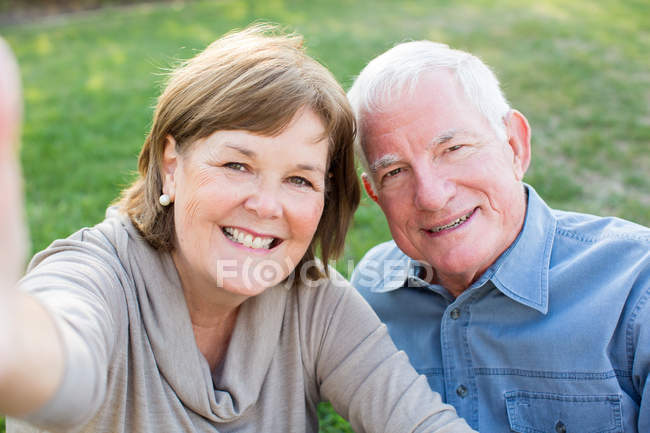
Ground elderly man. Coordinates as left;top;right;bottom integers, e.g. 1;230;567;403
348;41;650;432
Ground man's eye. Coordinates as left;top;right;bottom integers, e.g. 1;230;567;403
385;167;402;178
447;144;463;152
224;162;246;171
380;167;404;186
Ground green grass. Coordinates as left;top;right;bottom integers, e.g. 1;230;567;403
1;0;649;431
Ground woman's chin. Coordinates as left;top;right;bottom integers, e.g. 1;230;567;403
217;271;290;298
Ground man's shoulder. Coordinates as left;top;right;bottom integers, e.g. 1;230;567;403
548;209;650;280
353;240;408;277
552;208;650;246
351;240;410;295
359;239;405;262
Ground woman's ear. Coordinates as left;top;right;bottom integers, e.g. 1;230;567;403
361;173;379;203
504;109;531;181
161;135;178;200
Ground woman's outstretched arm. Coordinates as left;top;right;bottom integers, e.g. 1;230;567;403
0;37;65;417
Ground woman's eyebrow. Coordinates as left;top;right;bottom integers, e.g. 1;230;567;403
296;163;325;175
223;143;325;174
224;143;256;158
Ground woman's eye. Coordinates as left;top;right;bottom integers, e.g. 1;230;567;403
224;162;247;171
288;176;313;188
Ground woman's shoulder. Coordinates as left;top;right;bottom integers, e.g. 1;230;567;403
290;265;355;303
20;207;154;315
287;264;379;333
27;207;146;272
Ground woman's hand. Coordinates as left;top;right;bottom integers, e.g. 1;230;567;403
0;37;28;288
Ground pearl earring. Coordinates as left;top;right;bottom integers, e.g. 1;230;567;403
159;194;171;206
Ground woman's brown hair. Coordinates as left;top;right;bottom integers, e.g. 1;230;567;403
117;24;360;281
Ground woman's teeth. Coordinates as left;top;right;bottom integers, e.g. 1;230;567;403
223;227;274;249
430;210;474;233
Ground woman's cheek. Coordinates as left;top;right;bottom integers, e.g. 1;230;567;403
289;193;324;239
307;195;326;231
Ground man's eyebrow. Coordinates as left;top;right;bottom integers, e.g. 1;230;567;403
430;129;459;147
369;153;401;173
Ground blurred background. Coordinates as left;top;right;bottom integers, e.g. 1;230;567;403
1;0;649;431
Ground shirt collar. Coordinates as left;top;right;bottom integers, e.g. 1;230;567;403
369;252;415;293
483;184;554;313
369;184;556;314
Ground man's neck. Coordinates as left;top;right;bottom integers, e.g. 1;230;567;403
435;273;479;299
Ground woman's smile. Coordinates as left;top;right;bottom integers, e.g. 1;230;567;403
222;226;281;251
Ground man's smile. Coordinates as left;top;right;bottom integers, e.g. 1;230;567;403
423;208;477;235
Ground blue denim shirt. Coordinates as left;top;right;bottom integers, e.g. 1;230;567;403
351;185;650;432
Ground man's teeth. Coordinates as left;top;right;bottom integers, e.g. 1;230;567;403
223;227;274;249
431;211;473;232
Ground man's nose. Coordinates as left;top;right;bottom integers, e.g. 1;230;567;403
413;167;455;212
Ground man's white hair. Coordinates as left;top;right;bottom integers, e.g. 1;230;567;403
347;40;511;180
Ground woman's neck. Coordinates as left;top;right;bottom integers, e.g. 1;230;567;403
171;251;248;371
190;306;239;371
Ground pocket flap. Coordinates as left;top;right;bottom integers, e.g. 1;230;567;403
505;390;623;433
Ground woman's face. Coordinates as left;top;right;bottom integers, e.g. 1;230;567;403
162;108;329;300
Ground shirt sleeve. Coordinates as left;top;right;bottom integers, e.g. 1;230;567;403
15;229;127;431
303;270;475;433
633;283;650;431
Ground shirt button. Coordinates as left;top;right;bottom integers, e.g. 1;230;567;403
450;308;461;320
456;385;468;398
555;421;566;433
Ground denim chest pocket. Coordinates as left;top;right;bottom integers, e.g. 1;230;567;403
505;390;623;433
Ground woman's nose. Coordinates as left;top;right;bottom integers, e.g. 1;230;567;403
243;181;283;219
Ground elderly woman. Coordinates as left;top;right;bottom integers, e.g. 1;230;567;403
0;27;473;432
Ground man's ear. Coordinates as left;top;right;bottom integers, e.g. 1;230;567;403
161;135;178;200
504;109;531;181
361;173;379;203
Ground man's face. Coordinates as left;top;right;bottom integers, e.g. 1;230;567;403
361;70;530;294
